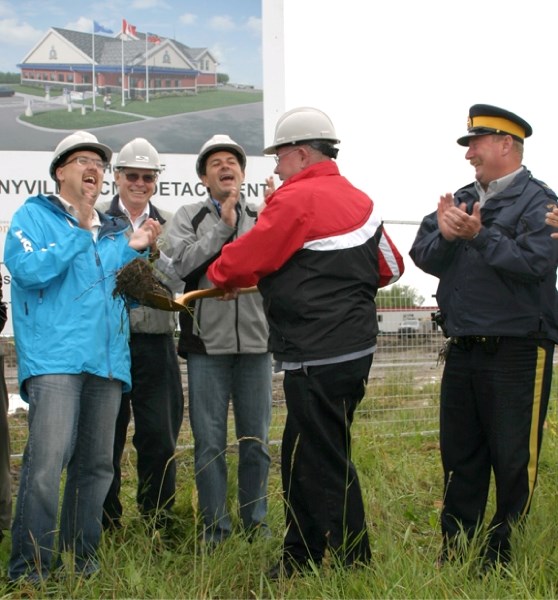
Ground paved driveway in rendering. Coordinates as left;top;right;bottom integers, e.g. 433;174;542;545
0;95;264;155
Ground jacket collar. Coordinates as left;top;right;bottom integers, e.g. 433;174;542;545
456;167;532;205
205;192;246;214
37;194;130;236
104;193;167;225
265;161;340;206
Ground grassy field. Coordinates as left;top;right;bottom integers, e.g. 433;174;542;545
15;87;263;130
1;368;558;599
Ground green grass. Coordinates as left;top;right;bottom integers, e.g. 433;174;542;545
16;88;263;129
2;377;558;597
110;89;263;117
20;107;143;129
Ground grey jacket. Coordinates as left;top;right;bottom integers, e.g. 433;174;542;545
96;195;179;335
166;194;269;357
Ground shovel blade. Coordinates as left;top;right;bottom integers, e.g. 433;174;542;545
141;293;187;311
142;286;259;312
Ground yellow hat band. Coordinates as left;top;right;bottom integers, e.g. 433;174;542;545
469;115;526;139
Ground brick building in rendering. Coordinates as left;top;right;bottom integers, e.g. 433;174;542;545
17;27;218;99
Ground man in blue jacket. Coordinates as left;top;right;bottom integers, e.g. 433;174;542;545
4;131;161;584
410;104;558;571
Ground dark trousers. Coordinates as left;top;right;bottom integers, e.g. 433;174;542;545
440;336;554;563
281;354;372;566
0;356;11;531
103;333;184;527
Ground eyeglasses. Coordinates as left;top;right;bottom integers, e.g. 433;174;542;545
121;172;158;184
61;156;108;171
274;147;300;165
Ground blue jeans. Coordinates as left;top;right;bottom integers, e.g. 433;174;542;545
9;374;121;582
187;353;272;542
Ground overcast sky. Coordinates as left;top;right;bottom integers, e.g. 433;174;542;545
280;0;558;301
0;0;262;87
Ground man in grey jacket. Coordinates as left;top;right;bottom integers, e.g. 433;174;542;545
166;134;272;545
97;138;184;531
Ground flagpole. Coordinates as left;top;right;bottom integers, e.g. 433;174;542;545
121;31;125;107
145;34;149;104
92;28;96;111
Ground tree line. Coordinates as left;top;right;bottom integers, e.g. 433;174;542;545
376;284;425;309
0;72;19;84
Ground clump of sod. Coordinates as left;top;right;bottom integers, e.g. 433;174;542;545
113;258;173;309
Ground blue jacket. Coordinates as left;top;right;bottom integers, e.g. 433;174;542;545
410;168;558;342
3;194;143;399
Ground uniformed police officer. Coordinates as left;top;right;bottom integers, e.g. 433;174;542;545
410;104;558;570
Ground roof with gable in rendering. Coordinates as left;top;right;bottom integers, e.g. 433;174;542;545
17;27;218;78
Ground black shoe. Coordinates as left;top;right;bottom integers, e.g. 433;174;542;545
142;509;175;531
265;558;312;580
479;556;510;578
246;523;271;543
103;518;122;533
102;509;123;532
266;562;293;580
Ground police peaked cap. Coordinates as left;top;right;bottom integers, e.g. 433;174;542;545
457;104;532;146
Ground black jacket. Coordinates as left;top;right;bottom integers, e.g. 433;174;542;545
410;168;558;342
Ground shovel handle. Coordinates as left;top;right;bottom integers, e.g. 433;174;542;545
175;285;259;306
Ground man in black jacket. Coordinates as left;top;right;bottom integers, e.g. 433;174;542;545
410;104;558;570
97;138;184;532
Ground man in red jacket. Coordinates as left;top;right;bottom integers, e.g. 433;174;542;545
207;107;404;578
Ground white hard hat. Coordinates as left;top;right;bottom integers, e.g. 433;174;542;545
115;137;162;171
196;134;246;178
263;107;340;155
50;130;112;181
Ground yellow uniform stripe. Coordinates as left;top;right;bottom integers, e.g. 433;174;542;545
522;345;546;517
470;115;526;139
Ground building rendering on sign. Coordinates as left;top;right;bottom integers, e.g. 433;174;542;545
17;27;218;100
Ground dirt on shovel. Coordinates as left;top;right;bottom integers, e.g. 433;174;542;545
113;257;173;309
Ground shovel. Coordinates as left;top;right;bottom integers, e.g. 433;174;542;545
142;285;259;312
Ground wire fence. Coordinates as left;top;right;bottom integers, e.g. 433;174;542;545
4;324;448;459
7;328;558;461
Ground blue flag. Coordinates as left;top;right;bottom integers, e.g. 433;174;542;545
94;21;113;34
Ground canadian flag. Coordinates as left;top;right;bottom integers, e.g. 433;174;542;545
122;19;138;39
